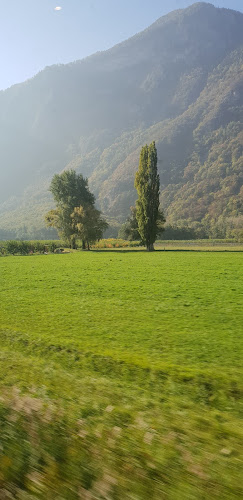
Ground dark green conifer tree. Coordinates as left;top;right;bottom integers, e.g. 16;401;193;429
135;141;165;250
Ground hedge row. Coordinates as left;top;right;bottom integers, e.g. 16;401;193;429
0;240;64;256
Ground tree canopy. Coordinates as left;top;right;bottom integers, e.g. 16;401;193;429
50;170;95;209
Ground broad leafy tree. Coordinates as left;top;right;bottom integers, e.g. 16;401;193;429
71;205;108;250
118;206;142;241
45;170;107;248
135;141;165;250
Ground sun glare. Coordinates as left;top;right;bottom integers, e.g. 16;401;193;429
54;6;62;11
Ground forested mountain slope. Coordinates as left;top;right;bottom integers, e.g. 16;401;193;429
0;2;242;238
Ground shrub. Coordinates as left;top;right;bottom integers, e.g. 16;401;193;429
5;241;20;255
1;240;63;255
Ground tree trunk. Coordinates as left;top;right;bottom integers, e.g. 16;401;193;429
147;243;155;251
70;236;77;249
82;240;86;250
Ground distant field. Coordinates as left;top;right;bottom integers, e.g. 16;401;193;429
0;251;242;499
93;239;243;251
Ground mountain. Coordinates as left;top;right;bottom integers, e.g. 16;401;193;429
0;2;242;239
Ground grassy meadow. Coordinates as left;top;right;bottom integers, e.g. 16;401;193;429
0;249;242;499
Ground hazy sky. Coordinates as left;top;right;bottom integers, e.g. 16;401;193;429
0;0;242;90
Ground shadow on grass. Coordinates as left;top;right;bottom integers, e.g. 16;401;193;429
91;248;243;253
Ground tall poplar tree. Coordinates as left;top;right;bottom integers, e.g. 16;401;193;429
135;141;165;250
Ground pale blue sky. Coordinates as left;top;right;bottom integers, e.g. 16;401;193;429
0;0;242;90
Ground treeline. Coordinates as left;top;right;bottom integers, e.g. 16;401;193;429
0;226;58;242
163;217;243;241
119;216;243;242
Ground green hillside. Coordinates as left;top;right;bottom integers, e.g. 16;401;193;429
0;2;242;238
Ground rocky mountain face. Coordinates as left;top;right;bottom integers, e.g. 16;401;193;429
0;2;242;238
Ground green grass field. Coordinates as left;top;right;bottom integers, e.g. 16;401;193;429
0;250;242;499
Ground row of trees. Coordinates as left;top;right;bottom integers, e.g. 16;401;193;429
45;141;165;250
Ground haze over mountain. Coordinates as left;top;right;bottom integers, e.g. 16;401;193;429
0;2;242;239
